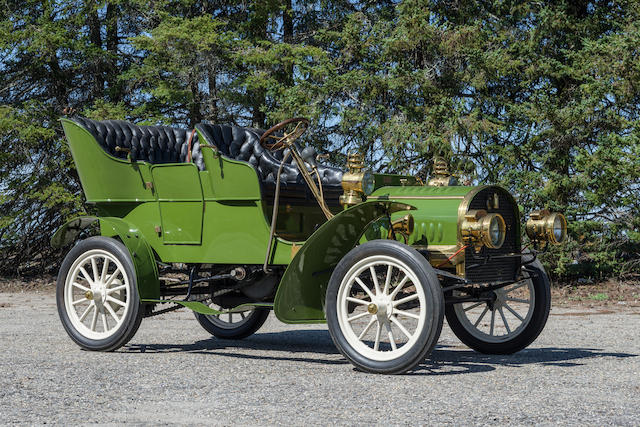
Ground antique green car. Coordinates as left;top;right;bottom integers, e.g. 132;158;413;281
53;116;567;374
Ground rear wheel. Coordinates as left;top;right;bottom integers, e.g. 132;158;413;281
194;300;269;339
56;237;143;351
326;240;444;374
445;258;551;354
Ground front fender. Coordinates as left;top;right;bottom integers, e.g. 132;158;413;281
51;216;160;299
273;201;415;323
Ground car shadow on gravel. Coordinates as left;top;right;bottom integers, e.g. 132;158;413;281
125;329;349;365
411;345;638;376
124;331;637;373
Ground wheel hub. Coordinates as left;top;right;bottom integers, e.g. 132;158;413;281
371;295;393;321
367;303;378;314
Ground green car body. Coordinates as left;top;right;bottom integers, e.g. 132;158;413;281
53;117;563;373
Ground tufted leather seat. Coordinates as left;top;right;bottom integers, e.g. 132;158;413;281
195;123;343;187
72;117;205;171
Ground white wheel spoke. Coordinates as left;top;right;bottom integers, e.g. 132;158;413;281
393;293;418;307
503;301;524;322
498;307;511;334
358;317;377;340
369;266;381;295
386;322;397;351
489;309;496;335
474;306;489;327
337;256;428;362
106;296;126;307
65;249;133;340
346;296;370;306
463;301;484;312
79;302;94;321
373;321;382;351
506;297;530;304
394;309;420;320
91;257;100;285
101;310;108;331
354;277;375;300
105;303;120;323
383;265;393;295
90;308;98;331
79;267;94;285
106;284;126;294
100;257;110;282
104;268;121;287
72;282;90;292
389;274;410;299
390;315;412;339
348;311;370;322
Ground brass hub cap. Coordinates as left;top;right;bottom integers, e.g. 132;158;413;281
367;303;378;314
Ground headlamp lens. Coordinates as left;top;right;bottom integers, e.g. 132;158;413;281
362;170;375;195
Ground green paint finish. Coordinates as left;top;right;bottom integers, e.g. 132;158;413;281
50;215;160;299
60;119;155;203
198;135;262;200
98;217;160;299
274;201;415;324
369;185;476;247
51;216;99;248
111;200;296;265
373;173;418;189
151;163;204;244
371;185;473;199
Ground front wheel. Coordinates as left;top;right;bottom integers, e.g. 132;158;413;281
326;240;444;374
445;258;551;354
56;236;143;351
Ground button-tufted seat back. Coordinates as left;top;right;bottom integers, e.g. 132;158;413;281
195;123;343;187
72;117;205;171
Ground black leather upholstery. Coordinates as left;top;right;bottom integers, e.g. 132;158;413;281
72;117;205;171
72;117;343;193
196;123;343;187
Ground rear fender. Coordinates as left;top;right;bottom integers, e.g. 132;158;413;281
273;201;415;323
51;216;160;299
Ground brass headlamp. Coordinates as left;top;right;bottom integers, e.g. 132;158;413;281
340;153;375;207
526;210;567;245
460;209;506;251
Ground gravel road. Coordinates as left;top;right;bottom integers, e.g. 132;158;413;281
0;290;638;425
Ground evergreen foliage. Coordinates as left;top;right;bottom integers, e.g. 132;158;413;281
1;0;638;280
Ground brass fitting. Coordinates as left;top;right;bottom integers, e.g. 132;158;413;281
526;210;567;246
427;156;457;187
340;152;374;207
460;209;506;251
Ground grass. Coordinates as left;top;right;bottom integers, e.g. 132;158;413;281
587;293;609;301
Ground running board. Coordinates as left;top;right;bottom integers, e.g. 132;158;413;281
141;299;273;315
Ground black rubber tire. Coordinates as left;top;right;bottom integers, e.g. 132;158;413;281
194;308;270;340
445;258;551;354
56;236;143;351
326;240;444;374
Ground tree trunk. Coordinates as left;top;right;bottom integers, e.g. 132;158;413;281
87;3;104;99
282;0;294;86
105;2;121;101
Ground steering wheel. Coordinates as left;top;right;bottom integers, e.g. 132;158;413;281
259;117;309;151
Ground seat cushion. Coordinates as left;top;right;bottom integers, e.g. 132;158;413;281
72;117;205;171
196;123;343;187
